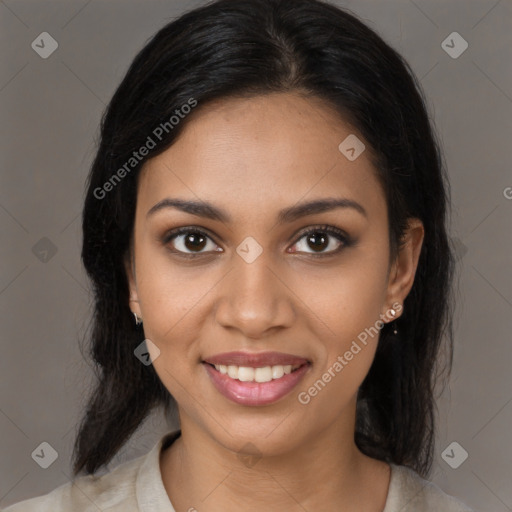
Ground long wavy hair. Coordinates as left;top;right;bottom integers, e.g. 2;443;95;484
74;0;455;478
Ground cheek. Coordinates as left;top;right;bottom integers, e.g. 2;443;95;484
135;242;207;337
296;271;385;414
291;254;388;345
133;246;235;386
289;251;388;399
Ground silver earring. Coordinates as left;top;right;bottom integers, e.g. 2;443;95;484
134;312;142;325
389;306;399;335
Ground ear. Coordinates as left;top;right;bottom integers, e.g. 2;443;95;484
382;217;425;318
124;249;142;318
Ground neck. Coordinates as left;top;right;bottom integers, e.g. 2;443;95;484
160;400;391;512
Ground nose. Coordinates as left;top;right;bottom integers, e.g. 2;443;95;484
214;249;296;339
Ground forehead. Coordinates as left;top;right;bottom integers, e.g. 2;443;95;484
137;92;384;219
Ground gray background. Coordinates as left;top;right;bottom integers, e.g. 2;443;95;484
0;0;511;510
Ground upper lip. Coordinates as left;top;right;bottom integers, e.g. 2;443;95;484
203;351;310;367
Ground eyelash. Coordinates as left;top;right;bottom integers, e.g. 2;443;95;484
162;224;354;259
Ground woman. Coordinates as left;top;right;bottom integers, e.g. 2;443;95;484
3;0;474;510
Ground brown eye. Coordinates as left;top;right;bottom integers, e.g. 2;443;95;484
305;232;329;252
163;228;221;255
290;225;352;256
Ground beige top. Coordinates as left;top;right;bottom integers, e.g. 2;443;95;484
2;430;474;512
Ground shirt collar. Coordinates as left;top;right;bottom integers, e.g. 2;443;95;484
136;429;401;511
136;429;181;512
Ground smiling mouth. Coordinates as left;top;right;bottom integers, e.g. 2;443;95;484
205;362;308;383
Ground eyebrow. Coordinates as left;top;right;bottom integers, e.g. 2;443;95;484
146;197;368;223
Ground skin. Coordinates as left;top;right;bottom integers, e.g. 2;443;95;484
126;91;424;512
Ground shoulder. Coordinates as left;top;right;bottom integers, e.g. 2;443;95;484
1;453;145;512
385;464;474;512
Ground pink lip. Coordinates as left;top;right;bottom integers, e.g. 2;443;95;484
203;351;309;367
203;361;311;406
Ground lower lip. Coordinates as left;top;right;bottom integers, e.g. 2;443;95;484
203;363;310;406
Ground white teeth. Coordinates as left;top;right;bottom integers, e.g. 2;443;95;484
212;363;303;382
238;367;254;382
254;366;272;383
271;365;284;379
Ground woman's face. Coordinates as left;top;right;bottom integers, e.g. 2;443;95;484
127;92;423;456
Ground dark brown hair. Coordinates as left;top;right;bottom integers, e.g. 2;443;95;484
74;0;455;478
